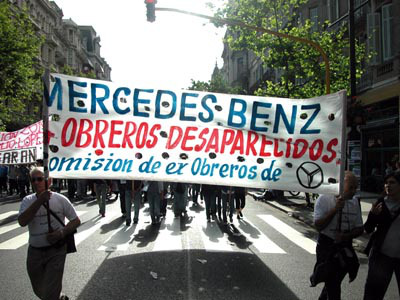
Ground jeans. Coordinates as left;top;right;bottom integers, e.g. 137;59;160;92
364;250;400;300
147;191;161;222
173;192;186;215
125;189;141;222
96;183;107;215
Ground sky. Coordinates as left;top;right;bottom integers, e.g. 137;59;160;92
55;0;226;90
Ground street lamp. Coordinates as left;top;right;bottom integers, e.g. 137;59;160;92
145;5;331;95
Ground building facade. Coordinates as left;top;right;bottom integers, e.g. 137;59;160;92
6;0;111;130
10;0;111;80
217;0;400;191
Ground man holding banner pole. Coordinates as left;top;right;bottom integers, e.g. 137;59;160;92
311;171;363;299
18;167;80;300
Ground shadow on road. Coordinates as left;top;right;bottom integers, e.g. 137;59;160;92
75;250;301;300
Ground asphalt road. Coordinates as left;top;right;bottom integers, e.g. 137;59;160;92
0;193;398;300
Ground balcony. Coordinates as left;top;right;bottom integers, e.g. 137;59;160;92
356;69;373;93
377;61;394;77
45;33;59;47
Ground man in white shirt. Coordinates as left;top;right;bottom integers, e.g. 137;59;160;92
18;167;80;300
312;171;363;300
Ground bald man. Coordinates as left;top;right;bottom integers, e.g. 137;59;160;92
312;171;364;300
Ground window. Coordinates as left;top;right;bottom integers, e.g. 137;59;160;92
382;4;393;61
67;49;73;65
328;0;339;22
367;3;393;65
69;29;74;43
367;13;381;65
309;7;318;31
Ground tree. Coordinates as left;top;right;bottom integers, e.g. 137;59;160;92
212;0;367;99
188;73;245;94
61;65;97;79
0;2;43;131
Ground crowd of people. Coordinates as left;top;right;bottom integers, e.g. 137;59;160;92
59;179;247;227
0;164;31;198
1;161;398;300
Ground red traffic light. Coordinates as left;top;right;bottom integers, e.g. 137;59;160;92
145;0;156;22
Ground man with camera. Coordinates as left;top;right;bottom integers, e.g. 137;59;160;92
18;167;81;300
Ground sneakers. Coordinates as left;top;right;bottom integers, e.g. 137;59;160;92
239;212;243;217
101;213;105;218
133;219;138;224
126;220;131;226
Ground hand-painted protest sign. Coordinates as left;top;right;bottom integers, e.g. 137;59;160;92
46;73;346;194
0;121;43;165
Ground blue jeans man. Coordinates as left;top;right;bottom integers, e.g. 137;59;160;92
147;181;163;224
125;189;141;226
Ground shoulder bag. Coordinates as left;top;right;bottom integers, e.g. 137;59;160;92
43;203;77;254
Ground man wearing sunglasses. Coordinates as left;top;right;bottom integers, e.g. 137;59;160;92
18;167;81;300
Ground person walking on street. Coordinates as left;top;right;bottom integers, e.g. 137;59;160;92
221;186;235;224
147;181;163;224
8;165;18;195
312;171;363;300
171;182;187;218
202;184;216;222
0;165;8;196
18;167;80;300
17;165;30;198
94;179;108;217
118;180;127;218
192;184;200;206
363;172;400;300
125;180;143;226
234;186;246;220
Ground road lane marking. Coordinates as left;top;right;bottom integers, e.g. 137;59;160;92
239;218;286;254
197;217;234;252
0;211;18;221
75;211;118;246
0;211;87;250
0;222;20;235
0;232;29;250
152;214;183;251
258;215;316;254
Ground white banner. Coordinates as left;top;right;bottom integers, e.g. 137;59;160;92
46;74;346;194
0;121;43;165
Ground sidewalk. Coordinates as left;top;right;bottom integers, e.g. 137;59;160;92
249;190;381;253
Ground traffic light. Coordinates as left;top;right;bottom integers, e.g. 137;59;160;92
145;0;156;22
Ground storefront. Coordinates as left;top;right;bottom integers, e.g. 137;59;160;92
360;97;399;193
